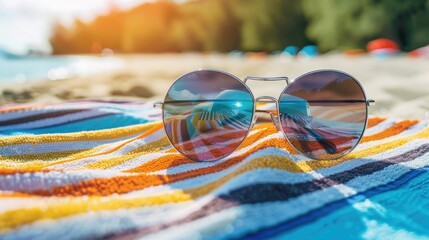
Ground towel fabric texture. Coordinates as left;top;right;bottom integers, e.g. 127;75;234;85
0;100;429;239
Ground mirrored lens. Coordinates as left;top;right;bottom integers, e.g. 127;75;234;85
163;70;254;161
279;70;367;160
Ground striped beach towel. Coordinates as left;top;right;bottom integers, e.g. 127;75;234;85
1;100;429;239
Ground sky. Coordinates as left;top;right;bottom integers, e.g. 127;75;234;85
0;0;153;54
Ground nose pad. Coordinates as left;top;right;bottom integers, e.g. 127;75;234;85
270;113;281;131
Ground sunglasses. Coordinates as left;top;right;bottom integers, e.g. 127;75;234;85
153;69;375;162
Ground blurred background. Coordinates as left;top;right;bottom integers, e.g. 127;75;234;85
3;0;429;54
0;0;428;118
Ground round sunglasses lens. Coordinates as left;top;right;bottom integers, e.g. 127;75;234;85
163;70;254;161
279;70;367;160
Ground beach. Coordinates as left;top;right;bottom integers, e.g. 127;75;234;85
1;53;428;120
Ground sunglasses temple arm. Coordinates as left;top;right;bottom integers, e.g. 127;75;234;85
367;99;375;106
303;99;376;107
153;101;163;109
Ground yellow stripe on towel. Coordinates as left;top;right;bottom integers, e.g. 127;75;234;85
0;191;192;233
0;122;161;147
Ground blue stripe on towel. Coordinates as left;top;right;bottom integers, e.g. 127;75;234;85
0;114;149;136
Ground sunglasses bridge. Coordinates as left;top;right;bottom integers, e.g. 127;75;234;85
243;76;289;85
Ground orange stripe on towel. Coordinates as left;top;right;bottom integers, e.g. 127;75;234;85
361;120;418;143
367;117;386;128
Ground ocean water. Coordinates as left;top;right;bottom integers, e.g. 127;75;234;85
0;55;123;84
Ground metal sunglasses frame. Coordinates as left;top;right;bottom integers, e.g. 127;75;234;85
154;68;375;161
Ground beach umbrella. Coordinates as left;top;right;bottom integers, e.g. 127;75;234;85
367;38;400;51
298;45;318;59
366;38;400;57
282;46;298;57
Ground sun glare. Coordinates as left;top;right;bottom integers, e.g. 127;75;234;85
0;0;157;54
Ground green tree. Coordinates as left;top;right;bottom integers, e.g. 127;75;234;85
302;0;429;51
374;0;428;50
302;0;385;51
232;0;309;51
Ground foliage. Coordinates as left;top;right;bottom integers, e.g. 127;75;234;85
302;0;429;51
49;0;429;54
50;0;309;53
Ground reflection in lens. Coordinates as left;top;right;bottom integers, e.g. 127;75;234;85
279;70;367;160
163;70;254;161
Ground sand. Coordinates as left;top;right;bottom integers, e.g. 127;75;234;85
1;53;428;120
